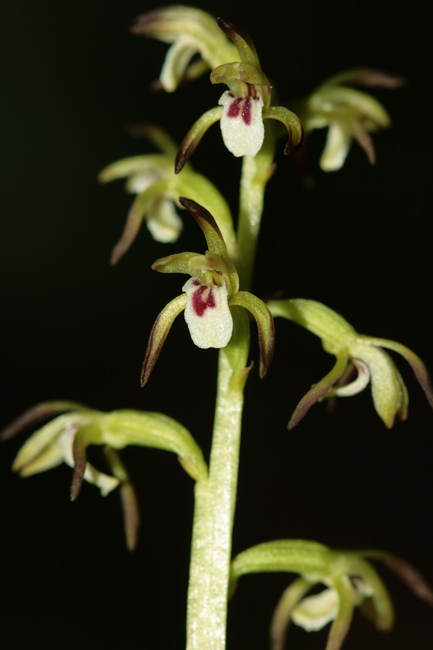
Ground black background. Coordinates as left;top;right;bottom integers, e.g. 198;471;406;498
1;1;432;649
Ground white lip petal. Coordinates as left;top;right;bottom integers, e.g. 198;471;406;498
146;197;183;243
292;588;339;631
219;90;265;157
320;123;351;171
160;35;201;92
183;277;233;349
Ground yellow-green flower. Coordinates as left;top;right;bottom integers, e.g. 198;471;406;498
292;68;404;171
176;18;303;170
141;197;274;385
99;124;234;263
131;6;237;92
268;299;433;428
1;401;207;550
229;540;433;650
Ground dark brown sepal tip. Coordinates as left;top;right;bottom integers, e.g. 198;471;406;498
70;439;87;501
284;123;304;156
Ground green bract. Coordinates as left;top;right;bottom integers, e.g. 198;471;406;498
268;298;433;428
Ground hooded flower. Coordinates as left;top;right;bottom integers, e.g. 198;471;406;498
141;197;274;386
229;539;433;650
291;68;405;171
175;18;303;171
131;6;237;92
1;401;207;550
99;124;234;264
267;298;433;429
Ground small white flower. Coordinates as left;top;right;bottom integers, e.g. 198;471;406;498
219;90;265;157
182;277;233;349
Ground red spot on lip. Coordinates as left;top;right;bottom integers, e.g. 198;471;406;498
226;96;254;125
192;285;216;317
227;97;243;119
242;98;252;125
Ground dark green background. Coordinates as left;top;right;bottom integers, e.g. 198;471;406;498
1;1;432;649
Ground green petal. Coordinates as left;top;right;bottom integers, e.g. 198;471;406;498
141;293;187;387
175;106;223;173
229;291;275;378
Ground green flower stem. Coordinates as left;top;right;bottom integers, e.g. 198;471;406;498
186;129;277;647
186;309;250;650
235;123;277;290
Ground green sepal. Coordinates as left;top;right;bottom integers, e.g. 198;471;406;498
131;6;238;70
141;293;188;387
178;197;228;258
268;298;355;355
98;154;174;183
110;178;171;265
103;447;140;552
263;106;304;154
175;106;223;173
216;17;260;68
287;351;349;430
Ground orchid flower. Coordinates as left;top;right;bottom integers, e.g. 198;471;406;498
229;539;433;650
141;197;274;386
267;298;433;429
1;401;207;550
292;68;405;171
99;124;235;264
131;6;237;92
175;18;303;170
